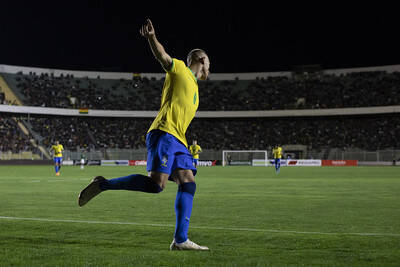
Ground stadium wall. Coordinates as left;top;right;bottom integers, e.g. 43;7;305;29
2;63;400;81
1;104;399;118
0;159;52;165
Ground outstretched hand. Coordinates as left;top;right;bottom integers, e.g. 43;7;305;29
140;19;155;38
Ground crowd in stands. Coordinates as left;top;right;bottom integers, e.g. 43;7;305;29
0;117;32;152
11;72;161;110
6;70;400;111
25;114;400;152
29;116;151;150
187;115;400;151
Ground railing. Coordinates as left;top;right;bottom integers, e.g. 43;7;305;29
56;148;400;162
0;150;41;160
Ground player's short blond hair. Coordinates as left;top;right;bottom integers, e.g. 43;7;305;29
187;49;207;66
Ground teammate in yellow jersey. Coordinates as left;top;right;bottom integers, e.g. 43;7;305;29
50;140;64;176
189;140;202;167
78;19;210;251
272;145;283;174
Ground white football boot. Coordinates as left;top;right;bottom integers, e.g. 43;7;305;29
170;239;209;251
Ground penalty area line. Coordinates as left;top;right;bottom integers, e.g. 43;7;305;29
0;216;399;238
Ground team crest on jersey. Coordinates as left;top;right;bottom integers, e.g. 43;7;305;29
161;156;168;167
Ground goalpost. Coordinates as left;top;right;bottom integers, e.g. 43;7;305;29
222;150;268;167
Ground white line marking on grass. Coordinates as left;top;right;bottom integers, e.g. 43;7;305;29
0;216;399;237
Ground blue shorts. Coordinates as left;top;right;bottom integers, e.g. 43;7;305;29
193;158;199;165
274;158;281;165
54;157;63;164
146;130;196;180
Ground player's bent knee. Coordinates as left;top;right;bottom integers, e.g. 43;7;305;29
173;169;195;184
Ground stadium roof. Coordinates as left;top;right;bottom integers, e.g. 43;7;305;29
1;3;399;73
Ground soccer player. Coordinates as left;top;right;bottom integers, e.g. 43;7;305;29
272;145;283;174
189;140;202;167
80;153;85;170
50;140;64;176
78;19;210;251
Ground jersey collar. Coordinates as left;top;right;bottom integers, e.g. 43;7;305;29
188;67;198;83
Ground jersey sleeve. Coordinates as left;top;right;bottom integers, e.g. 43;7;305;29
166;58;185;74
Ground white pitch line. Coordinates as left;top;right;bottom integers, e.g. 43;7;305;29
0;216;399;237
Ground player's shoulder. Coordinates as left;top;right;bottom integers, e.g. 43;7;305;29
167;58;187;73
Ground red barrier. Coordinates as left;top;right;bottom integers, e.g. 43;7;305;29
322;160;358;166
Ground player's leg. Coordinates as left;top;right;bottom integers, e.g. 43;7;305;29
78;172;167;206
277;158;281;172
98;130;171;192
54;159;58;174
54;157;60;175
168;147;208;250
58;157;62;171
170;168;208;251
100;171;166;192
78;130;168;206
275;158;281;174
173;169;196;244
276;158;280;174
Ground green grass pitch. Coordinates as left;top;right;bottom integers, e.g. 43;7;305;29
0;165;399;266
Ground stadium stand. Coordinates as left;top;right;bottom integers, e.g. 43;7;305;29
16;114;399;152
1;65;399;162
2;72;161;110
2;70;400;111
0;116;33;153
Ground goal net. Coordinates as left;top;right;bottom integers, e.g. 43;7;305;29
222;150;268;167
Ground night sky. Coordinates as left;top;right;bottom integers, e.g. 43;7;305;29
1;2;399;73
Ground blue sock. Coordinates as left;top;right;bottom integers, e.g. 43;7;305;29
174;182;196;243
99;174;163;193
55;166;58;173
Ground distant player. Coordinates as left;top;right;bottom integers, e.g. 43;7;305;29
272;145;282;174
189;140;202;167
78;19;210;251
80;153;85;170
226;153;232;166
50;141;64;176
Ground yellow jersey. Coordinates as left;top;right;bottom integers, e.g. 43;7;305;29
148;58;199;147
189;144;202;159
51;144;64;158
273;147;282;159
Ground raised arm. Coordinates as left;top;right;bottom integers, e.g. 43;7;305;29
140;19;173;70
